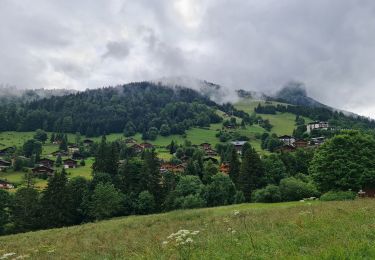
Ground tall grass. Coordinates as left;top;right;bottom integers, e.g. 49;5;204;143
0;199;374;259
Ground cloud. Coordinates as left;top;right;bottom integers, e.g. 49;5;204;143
1;0;375;116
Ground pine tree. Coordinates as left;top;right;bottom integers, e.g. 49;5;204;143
40;169;73;228
237;148;265;201
228;147;240;186
92;136;107;173
50;133;55;143
142;149;162;207
59;134;68;151
105;142;119;176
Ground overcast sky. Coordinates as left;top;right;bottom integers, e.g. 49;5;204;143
1;0;375;116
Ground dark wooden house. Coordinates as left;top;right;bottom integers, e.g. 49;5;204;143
294;139;308;148
63;159;78;169
32;166;55;176
0;179;14;189
39;158;55;168
0;159;11;172
83;139;94;146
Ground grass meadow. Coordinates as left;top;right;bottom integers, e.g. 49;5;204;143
0;199;374;259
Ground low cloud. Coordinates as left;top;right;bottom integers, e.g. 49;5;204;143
1;0;375;116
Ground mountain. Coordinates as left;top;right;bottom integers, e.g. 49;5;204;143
271;81;326;108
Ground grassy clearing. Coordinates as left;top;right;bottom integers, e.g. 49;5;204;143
235;100;312;136
0;199;374;259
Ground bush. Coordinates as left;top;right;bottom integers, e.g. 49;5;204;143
252;185;282;203
136;191;155;215
279;177;320;201
320;191;357;201
180;194;206;209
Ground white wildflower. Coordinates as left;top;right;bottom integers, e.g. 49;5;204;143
227;228;232;232
15;255;30;259
185;238;194;243
232;230;236;234
162;241;168;245
0;253;16;259
191;230;200;235
233;210;240;216
300;200;305;202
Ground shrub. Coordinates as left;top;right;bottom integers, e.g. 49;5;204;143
252;185;282;203
320;191;357;201
279;177;320;201
180;194;206;209
136;191;156;215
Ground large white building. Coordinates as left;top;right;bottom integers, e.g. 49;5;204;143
307;121;329;133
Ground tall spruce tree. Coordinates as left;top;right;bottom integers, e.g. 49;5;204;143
92;136;108;173
237;147;265;201
142;149;162;207
40;169;73;228
228;147;240;186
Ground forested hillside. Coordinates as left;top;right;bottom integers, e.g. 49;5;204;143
0;82;226;136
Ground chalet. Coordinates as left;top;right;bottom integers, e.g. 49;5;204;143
279;135;296;146
72;152;84;160
52;150;69;157
200;143;212;150
32;165;54;176
203;156;219;164
310;137;326;146
0;159;11;172
231;141;247;154
0;147;15;156
63;158;78;169
358;188;375;198
140;142;154;150
220;163;230;175
0;179;14;189
307;121;329;133
294;139;309;148
276;145;296;153
68;144;80;154
204;148;218;157
131;144;143;154
83;139;94;146
160;163;185;174
39;158;54;168
125;138;137;144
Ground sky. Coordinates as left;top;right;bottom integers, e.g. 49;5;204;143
1;0;375;117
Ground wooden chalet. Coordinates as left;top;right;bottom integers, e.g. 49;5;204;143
39;158;54;168
200;143;212;150
279;135;296;146
72;152;84;160
32;165;54;176
220;163;230;175
160;163;186;174
231;141;247;154
204;148;218;156
0;179;14;189
68;144;80;154
140;142;154;150
358;188;375;198
0;159;11;172
83;139;94;146
310;137;326;146
63;159;78;169
52;150;69;157
294;139;308;148
131;144;143;153
276;145;296;153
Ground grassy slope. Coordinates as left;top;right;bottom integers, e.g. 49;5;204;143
0;199;374;259
235;100;312;136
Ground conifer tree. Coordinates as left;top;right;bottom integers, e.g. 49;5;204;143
142;149;162;207
237;148;265;201
40;169;73;228
228;147;240;186
92;136;108;173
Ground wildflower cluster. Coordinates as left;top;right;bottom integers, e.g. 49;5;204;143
162;229;200;247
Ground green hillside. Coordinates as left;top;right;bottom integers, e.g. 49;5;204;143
235;99;312;136
0;199;374;259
